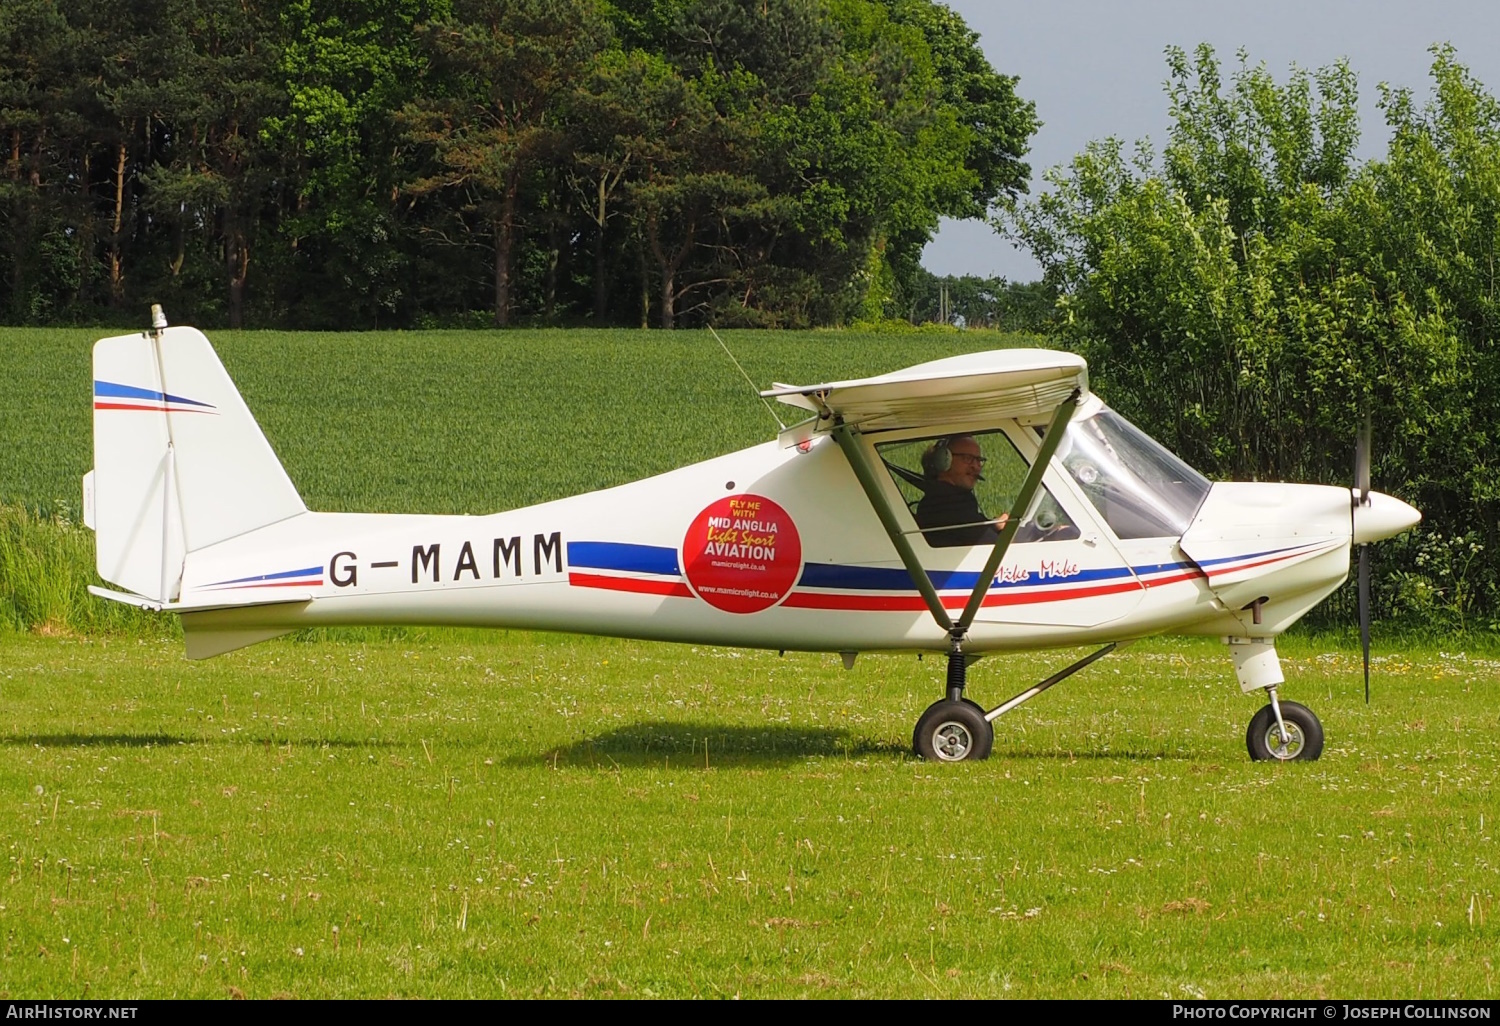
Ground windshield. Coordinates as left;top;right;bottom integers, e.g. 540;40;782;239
1056;408;1211;539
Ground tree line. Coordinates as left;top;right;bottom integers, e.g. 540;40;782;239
1009;45;1500;631
0;0;1036;330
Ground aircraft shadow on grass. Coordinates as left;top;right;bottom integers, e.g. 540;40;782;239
992;746;1194;762
1;732;187;748
3;730;1189;764
512;722;1194;768
1;732;400;749
510;721;907;768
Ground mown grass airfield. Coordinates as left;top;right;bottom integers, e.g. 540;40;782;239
1;328;1496;997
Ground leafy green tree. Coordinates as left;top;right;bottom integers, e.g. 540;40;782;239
1348;49;1500;626
134;0;287;328
876;0;1036;216
1010;44;1500;629
0;0;89;321
1010;45;1363;477
0;0;1040;332
578;0;1038;328
265;0;449;327
402;0;609;326
906;270;1054;331
623;0;830;328
868;0;1037;309
568;47;661;322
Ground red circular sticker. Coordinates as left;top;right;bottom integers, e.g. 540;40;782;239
682;494;802;613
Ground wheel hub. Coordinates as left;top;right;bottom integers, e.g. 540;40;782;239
933;721;973;761
1262;721;1305;760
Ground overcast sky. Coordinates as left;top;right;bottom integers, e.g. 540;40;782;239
921;1;1500;282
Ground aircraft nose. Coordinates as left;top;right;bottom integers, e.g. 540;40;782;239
1351;490;1422;544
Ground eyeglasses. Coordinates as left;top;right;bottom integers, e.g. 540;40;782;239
952;453;986;466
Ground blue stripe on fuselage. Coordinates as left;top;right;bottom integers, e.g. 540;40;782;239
207;565;323;586
1190;543;1318;568
566;540;1236;593
567;541;681;576
797;561;1140;592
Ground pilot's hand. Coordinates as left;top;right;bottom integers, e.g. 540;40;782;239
995;513;1010;531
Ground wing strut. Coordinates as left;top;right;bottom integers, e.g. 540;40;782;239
956;388;1081;633
832;424;954;632
831;388;1083;688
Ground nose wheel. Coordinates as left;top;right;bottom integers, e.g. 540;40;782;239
1246;699;1324;761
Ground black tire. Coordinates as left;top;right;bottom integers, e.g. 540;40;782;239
914;699;994;762
1245;700;1324;762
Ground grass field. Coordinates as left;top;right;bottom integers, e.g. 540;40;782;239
0;629;1496;998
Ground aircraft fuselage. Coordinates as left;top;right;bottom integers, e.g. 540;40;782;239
177;430;1362;659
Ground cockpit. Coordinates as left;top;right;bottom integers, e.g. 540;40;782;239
1055;402;1211;539
876;398;1210;547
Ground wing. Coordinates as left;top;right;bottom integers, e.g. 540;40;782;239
763;349;1088;434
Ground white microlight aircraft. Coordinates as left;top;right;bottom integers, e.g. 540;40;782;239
83;309;1421;764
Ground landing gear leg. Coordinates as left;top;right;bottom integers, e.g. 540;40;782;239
1227;637;1325;762
834;396;1081;766
913;642;1121;763
945;635;967;703
913;636;994;763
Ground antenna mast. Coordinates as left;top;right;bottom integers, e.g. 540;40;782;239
707;325;785;431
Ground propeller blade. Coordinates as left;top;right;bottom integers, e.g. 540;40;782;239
1354;411;1372;504
1358;542;1371;704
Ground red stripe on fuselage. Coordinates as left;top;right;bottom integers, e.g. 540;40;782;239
1203;547;1323;578
1140;568;1204;589
569;572;693;598
783;577;1152;611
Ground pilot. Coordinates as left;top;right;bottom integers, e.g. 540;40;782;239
915;434;1009;547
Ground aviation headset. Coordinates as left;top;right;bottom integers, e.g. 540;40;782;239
922;435;986;481
921;437;954;478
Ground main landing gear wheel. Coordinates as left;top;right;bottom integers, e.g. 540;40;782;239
1245;701;1324;762
914;699;994;762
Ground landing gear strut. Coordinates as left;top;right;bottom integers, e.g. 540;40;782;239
911;641;1119;762
830;390;1086;766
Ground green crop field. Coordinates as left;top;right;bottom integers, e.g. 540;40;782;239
1;326;1496;998
0;325;1023;515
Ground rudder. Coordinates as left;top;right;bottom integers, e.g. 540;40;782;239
89;325;306;602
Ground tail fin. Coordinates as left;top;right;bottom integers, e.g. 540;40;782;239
88;325;306;602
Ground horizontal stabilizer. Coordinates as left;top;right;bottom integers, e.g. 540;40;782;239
88;585;167;611
88;584;312;614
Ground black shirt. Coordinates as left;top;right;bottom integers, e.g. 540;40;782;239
915;480;998;548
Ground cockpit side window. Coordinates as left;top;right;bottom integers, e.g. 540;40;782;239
877;429;1080;548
